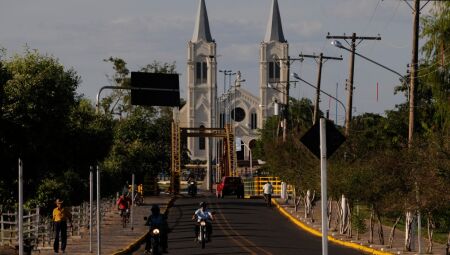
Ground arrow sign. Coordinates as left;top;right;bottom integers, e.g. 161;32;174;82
300;120;346;159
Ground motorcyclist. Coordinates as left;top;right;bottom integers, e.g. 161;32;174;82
192;202;214;242
145;204;168;253
187;174;197;195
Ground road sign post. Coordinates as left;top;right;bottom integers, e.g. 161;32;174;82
301;118;346;255
320;119;328;255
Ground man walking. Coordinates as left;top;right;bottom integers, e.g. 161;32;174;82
52;199;72;253
263;181;273;207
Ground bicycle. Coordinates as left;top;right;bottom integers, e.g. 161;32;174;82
121;208;130;228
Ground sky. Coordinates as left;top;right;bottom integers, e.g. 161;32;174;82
0;0;433;124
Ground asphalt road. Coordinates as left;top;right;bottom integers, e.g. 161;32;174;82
134;194;365;255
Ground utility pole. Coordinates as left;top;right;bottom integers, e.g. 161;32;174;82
275;57;302;142
326;33;381;136
399;1;437;253
409;0;420;148
299;53;343;125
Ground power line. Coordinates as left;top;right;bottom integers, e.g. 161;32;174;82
326;33;381;136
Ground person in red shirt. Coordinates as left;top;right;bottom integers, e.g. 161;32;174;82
116;194;132;217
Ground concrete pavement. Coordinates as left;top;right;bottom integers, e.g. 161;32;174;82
37;194;173;255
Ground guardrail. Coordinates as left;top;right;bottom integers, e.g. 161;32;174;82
242;176;293;198
0;197;116;250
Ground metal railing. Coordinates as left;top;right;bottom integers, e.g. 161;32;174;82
242;176;293;198
0;197;116;250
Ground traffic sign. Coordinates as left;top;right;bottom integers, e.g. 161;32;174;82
300;120;346;159
130;72;180;107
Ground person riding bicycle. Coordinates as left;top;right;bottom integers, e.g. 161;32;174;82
145;204;169;253
192;202;214;241
116;193;131;217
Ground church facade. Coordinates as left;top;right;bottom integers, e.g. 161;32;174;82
178;0;289;178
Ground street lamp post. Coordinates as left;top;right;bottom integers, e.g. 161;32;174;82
241;142;253;175
267;81;296;142
331;39;406;136
219;70;232;94
291;73;347;125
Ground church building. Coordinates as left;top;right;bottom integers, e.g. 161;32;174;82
178;0;289;180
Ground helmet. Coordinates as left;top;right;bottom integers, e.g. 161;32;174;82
199;202;207;208
151;204;160;214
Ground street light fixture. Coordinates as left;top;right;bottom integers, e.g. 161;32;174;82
331;40;406;81
291;73;347;125
266;80;299;141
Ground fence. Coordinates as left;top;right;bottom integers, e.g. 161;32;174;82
0;197;116;250
243;176;293;198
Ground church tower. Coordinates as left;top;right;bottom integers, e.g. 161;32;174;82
186;0;217;160
259;0;289;128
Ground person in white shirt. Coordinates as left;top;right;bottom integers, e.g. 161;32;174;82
263;181;273;207
192;202;215;241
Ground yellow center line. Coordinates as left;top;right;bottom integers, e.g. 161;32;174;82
210;198;273;255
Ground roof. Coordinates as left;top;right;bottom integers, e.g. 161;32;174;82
264;0;286;43
192;0;213;43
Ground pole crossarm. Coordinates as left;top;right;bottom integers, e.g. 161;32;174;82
299;53;343;62
326;33;381;47
326;32;381;136
299;53;343;124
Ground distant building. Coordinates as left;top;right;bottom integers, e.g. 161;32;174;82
178;0;289;178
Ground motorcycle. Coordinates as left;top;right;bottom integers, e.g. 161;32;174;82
197;220;208;249
144;217;162;255
188;181;197;197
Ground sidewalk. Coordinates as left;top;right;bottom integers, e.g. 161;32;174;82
273;198;448;255
35;194;173;255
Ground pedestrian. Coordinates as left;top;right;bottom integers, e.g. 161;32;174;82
263;181;273;207
52;199;72;253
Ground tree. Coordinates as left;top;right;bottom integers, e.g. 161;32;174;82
100;58;177;195
0;48;80;202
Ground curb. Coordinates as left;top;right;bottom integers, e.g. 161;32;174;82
272;199;393;255
112;196;177;255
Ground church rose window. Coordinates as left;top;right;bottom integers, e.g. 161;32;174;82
231;107;245;122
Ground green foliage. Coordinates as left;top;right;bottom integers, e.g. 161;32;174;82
25;178;66;215
352;207;368;235
419;2;450;133
0;48;81;200
256;98;319;190
100;58;177;195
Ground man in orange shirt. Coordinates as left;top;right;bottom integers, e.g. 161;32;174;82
52;199;72;253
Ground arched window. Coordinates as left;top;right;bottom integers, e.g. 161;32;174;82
199;125;205;150
196;62;207;84
268;61;280;82
250;112;257;129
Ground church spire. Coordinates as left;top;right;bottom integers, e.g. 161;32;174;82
264;0;286;43
192;0;213;43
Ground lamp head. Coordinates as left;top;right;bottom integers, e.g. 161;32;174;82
331;40;343;49
292;72;300;80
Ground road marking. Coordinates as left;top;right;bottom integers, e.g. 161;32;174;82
272;199;393;255
210;198;273;255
